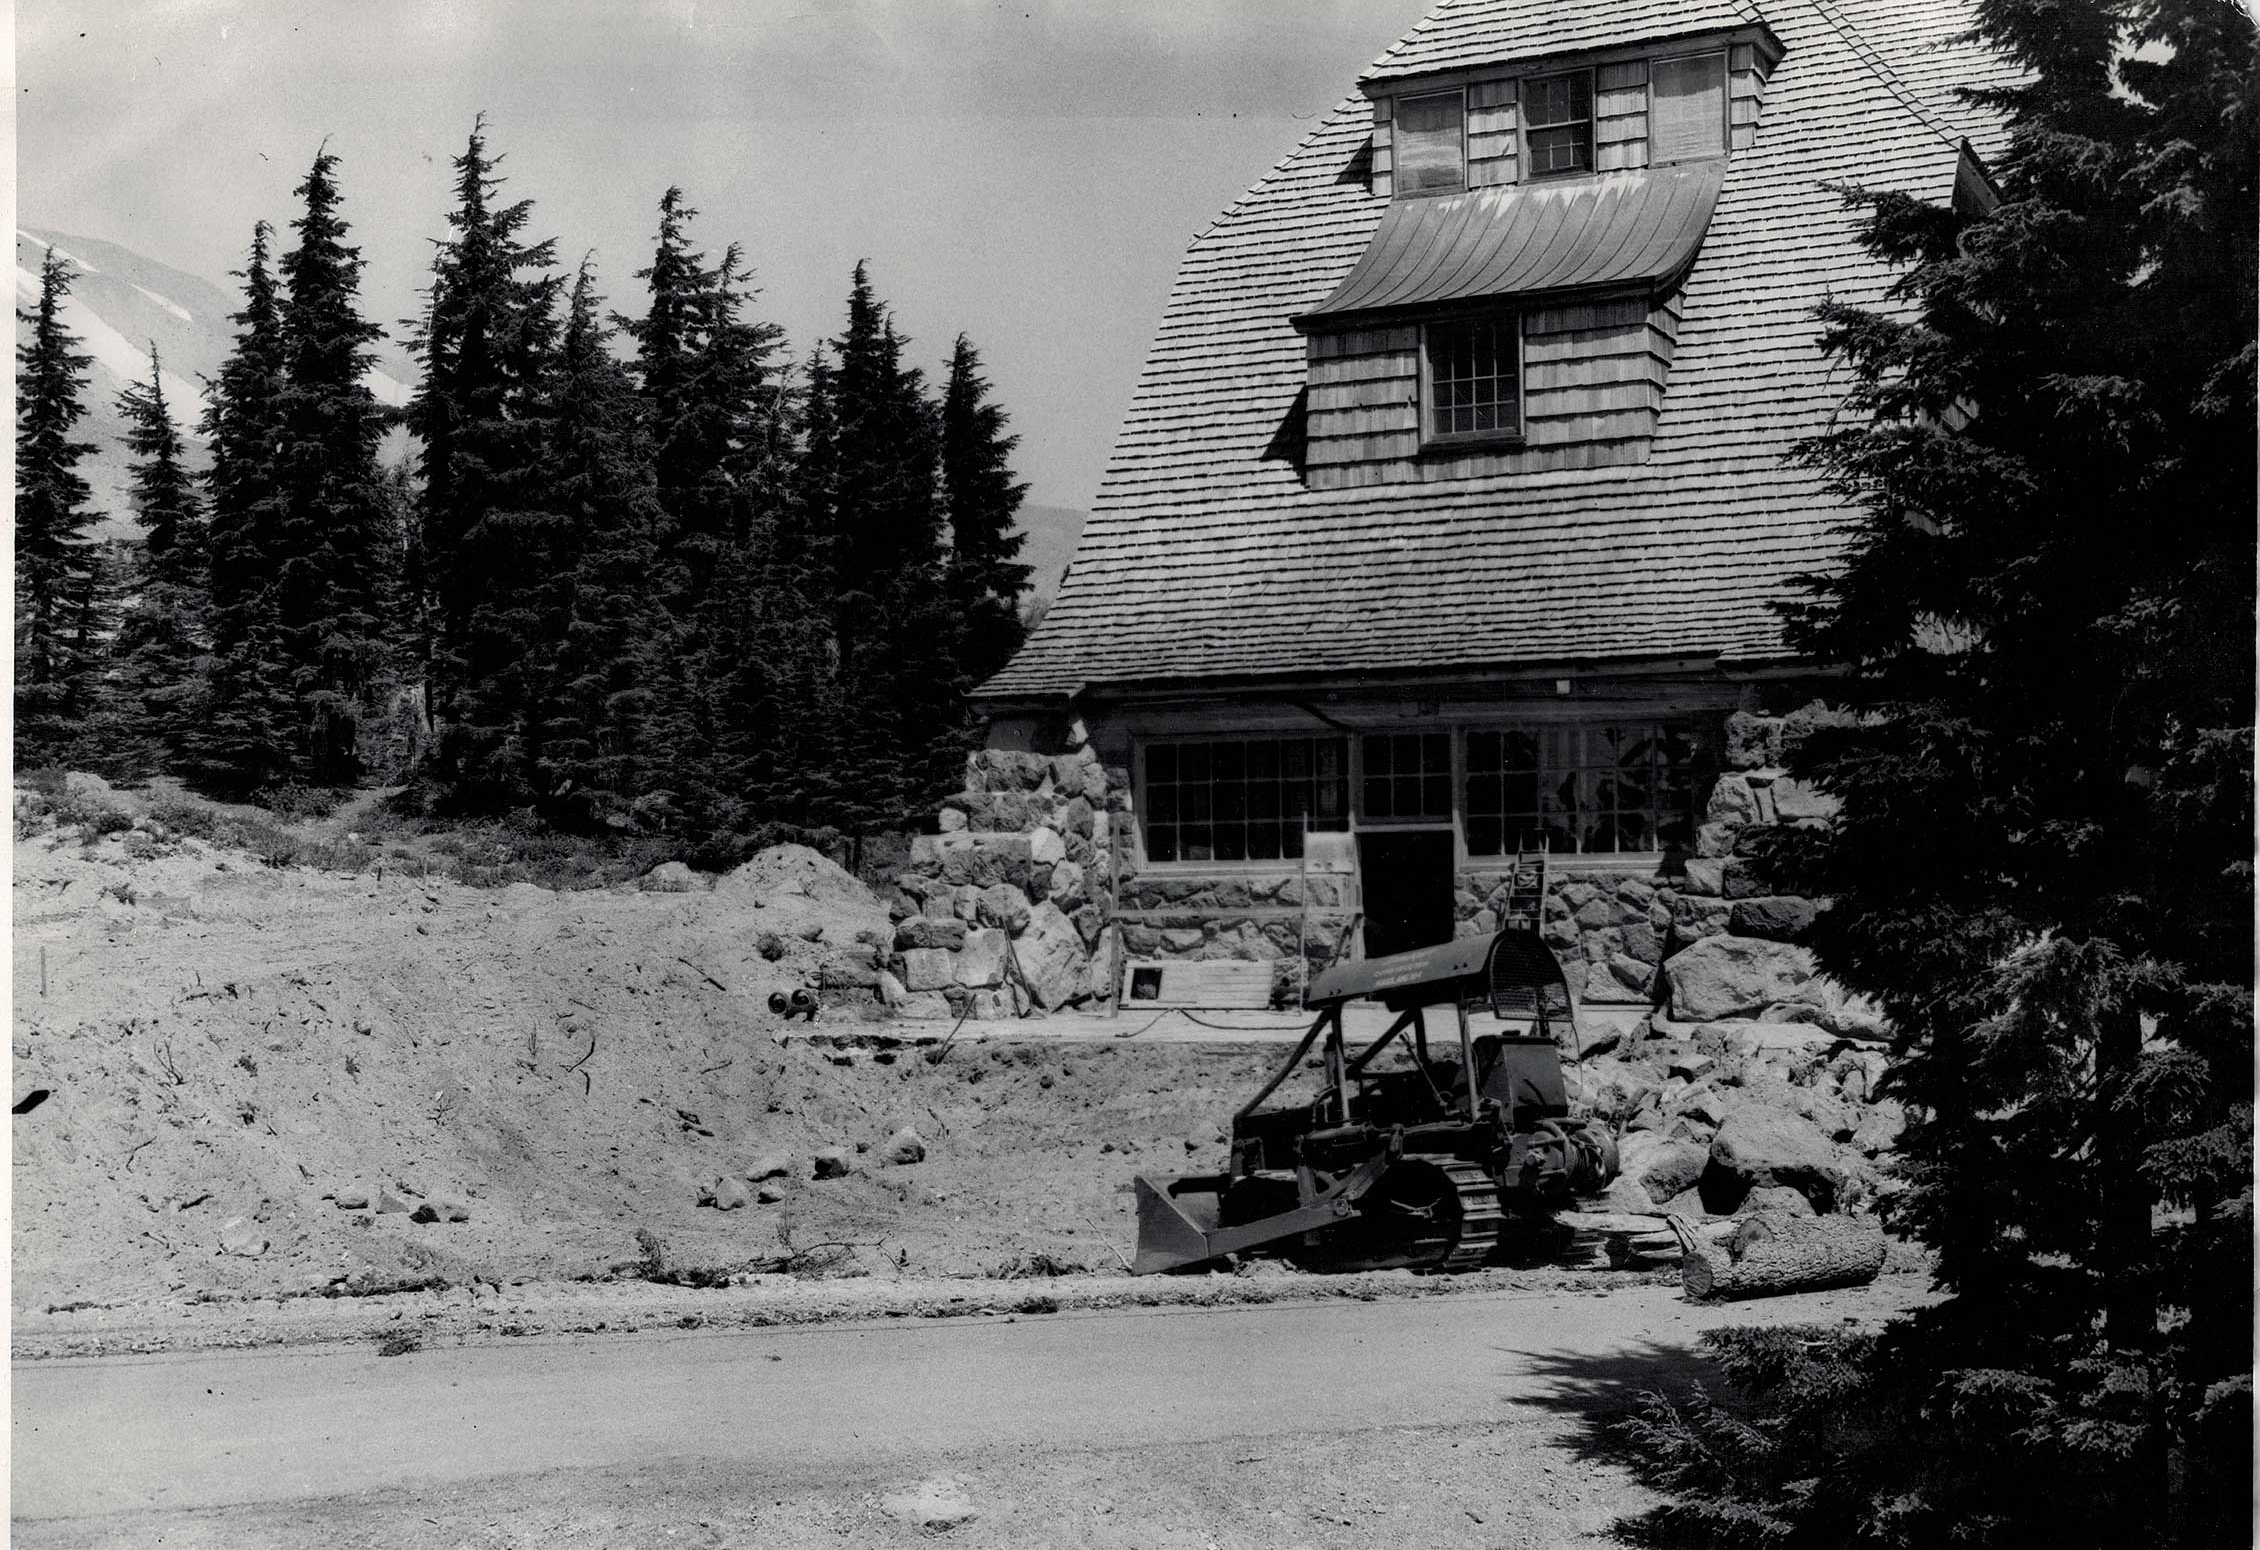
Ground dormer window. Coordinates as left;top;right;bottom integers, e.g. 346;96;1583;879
1424;317;1521;444
1395;90;1466;194
1523;72;1594;176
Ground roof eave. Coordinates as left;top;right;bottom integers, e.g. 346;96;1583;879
1293;268;1694;335
989;651;1832;710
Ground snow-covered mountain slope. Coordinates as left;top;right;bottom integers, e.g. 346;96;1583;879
14;226;413;534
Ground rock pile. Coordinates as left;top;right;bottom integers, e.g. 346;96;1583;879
1573;1014;1902;1220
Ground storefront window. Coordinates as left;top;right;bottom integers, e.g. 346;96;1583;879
1464;724;1704;855
1142;736;1349;863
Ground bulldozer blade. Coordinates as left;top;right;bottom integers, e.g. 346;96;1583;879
1131;1175;1222;1275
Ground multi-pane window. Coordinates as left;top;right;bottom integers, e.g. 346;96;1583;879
1464;725;1706;856
1425;317;1520;440
1394;90;1466;194
1523;71;1594;176
1361;733;1453;820
1650;52;1727;162
1142;737;1348;863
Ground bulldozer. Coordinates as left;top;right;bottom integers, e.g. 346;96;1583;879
1130;926;1617;1275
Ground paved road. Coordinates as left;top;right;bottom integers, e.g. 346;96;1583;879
12;1279;1922;1524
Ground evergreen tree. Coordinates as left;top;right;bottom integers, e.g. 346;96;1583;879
940;334;1032;688
680;244;798;826
823;264;955;829
406;117;564;800
111;344;209;768
271;146;392;784
753;345;851;828
620;194;789;616
536;261;671;828
618;186;715;609
618;191;799;830
189;223;297;794
14;246;108;764
1623;2;2254;1545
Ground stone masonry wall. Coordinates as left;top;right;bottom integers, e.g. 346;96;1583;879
883;724;1128;1019
887;703;1863;1024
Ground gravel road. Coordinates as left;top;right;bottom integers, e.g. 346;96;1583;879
14;1278;1931;1548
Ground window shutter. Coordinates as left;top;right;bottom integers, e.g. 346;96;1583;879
1394;91;1466;193
1649;53;1725;163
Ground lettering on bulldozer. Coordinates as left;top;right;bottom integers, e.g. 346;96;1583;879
1130;928;1618;1275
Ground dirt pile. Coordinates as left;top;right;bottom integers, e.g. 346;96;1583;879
10;782;1282;1316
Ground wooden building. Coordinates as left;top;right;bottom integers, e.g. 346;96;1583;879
922;0;2014;1015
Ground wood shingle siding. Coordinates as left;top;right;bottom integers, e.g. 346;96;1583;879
1467;79;1520;186
983;0;2016;703
1594;59;1650;170
1370;98;1395;199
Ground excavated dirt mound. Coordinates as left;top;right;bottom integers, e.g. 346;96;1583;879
11;785;1283;1318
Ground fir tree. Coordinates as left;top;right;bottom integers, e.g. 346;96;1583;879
752;345;851;827
111;345;209;768
1624;2;2254;1545
189;223;297;795
536;261;672;828
272;146;392;784
620;193;789;617
823;264;955;828
14;246;108;764
406;117;564;800
940;334;1033;689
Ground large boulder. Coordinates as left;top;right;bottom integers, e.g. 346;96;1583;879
956;929;1008;989
882;1127;927;1165
898;948;955;993
895;916;967;952
1705;1102;1854;1213
1728;896;1821;942
1015;902;1087;1009
974;883;1032;935
1665;935;1819;1021
1635;1139;1710;1206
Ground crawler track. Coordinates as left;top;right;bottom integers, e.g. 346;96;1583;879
1288;1158;1504;1275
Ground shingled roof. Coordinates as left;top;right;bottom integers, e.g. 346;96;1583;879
984;0;2014;704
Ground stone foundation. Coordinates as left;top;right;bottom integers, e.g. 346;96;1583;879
889;704;1870;1030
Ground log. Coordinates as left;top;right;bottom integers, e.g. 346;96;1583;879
1665;1211;1886;1301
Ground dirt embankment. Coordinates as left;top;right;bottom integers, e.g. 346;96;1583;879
11;781;1290;1329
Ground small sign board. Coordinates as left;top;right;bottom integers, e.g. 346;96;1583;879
1121;959;1275;1010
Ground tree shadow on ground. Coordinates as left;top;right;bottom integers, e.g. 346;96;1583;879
1492;1335;1721;1468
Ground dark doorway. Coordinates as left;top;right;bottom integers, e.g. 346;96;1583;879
1357;830;1457;959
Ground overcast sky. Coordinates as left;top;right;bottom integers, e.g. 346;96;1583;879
16;0;1435;513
